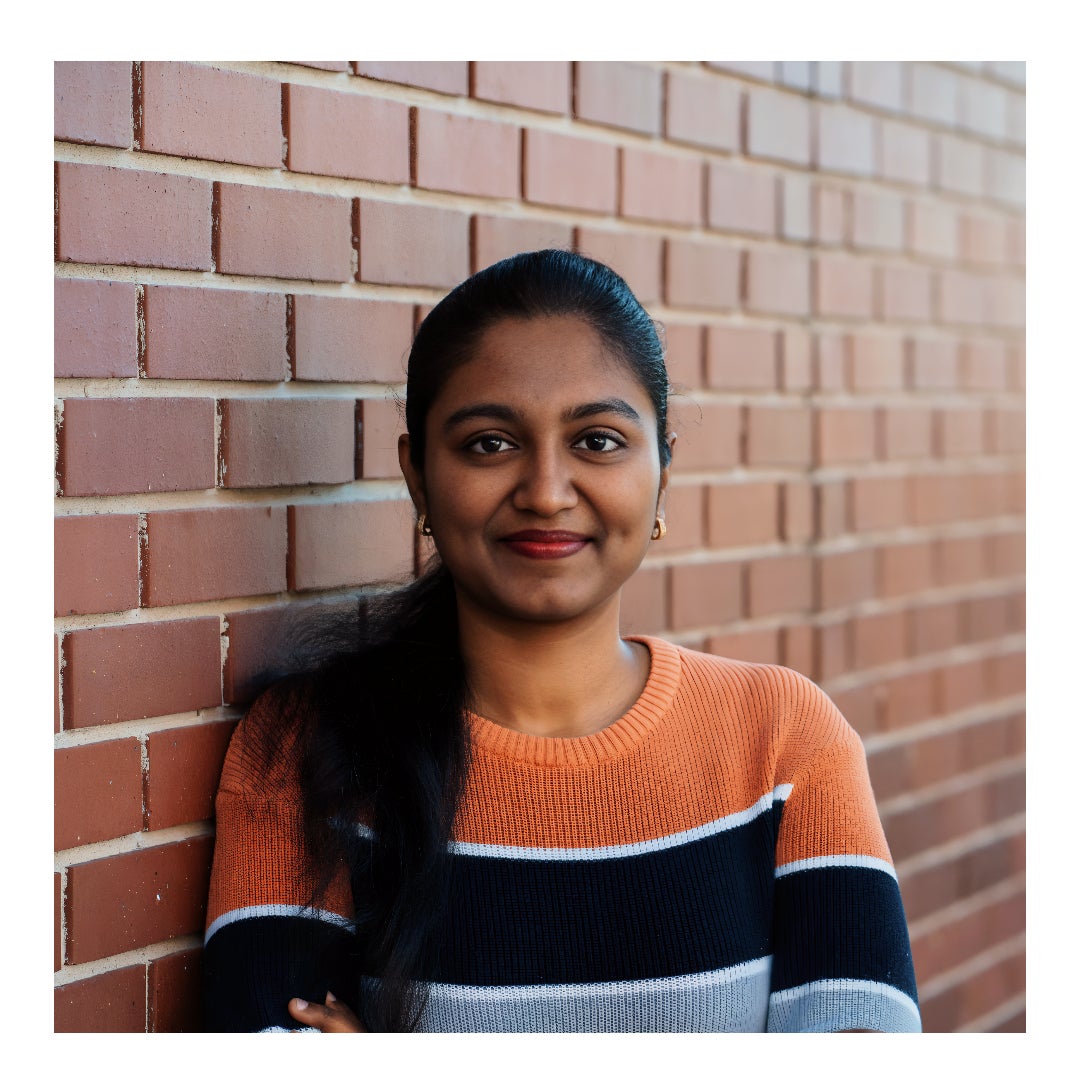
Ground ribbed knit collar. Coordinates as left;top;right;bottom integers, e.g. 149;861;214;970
465;636;683;768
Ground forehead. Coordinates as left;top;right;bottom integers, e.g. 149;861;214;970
434;315;651;409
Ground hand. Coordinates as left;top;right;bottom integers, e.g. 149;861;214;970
287;990;366;1032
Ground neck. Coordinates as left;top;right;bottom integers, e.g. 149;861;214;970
456;594;649;739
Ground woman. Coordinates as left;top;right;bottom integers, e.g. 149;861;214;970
203;250;920;1033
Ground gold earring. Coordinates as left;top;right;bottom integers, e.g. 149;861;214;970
652;516;667;540
417;513;433;537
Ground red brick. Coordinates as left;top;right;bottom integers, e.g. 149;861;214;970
911;338;960;390
817;103;875;176
937;133;985;198
621;148;703;227
354;61;467;95
984;277;1025;331
66;837;214;964
670;561;742;629
143;287;287;381
1006;343;1025;393
55;635;61;735
664;239;739;310
472;62;570;114
292;296;414;383
878;669;934;730
991;651;1026;698
55;967;146;1033
781;327;813;391
938;407;985;458
909;201;958;261
959;212;1009;267
359;199;470;287
879;119;932;186
664;400;734;475
747;554;813;618
813;184;847;245
745;405;812;467
1006;218;1026;269
575;228;662;305
58;398;215;497
879;541;935;598
815;253;874;319
707;162;777;235
54;739;143;849
56;163;212;270
936;536;989;588
662;484;706;552
523;129;617;214
817;480;849;539
360;396;405;478
851;189;905;251
54;279;138;378
575;61;661;135
416;109;519;199
222;598;358;705
852;610;908;670
880;263;933;323
781;174;812;242
706;628;781;665
850;61;904;111
55;59;131;145
814;331;847;391
938;658;993;715
705;326;778;390
55;514;139;618
289;499;415;590
662;323;704;389
962;594;1012;645
881;407;934;460
665;70;739;151
850;333;905;390
814;621;850;681
142;62;281;167
707;483;780;548
782;482;814;545
850;475;908;532
829;684;879;736
818;548;876;610
988;530;1025;578
217;184;352;282
620;565;667;636
816;407;876;466
55;872;62;970
910;63;959;126
745;248;811;317
148;948;203;1032
746;85;811;165
63;618;221;728
286;84;409;183
475;217;575;274
911;473;962;527
940;269;987;326
782;622;815;676
145;720;235;830
144;506;287;606
986;148;1025;208
705;61;775;81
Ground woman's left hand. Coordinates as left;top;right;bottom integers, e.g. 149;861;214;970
287;990;366;1032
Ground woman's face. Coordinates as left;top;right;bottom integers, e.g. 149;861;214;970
400;315;671;628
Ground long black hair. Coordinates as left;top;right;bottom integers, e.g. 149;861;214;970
263;250;670;1030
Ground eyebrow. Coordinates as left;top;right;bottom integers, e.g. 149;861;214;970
443;398;644;432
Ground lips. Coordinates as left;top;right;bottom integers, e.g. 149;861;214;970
500;530;590;560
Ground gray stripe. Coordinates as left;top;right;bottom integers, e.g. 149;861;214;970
767;978;922;1032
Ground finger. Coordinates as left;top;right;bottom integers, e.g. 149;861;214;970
287;994;365;1033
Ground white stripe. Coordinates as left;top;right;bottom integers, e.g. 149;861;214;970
420;956;772;1005
775;853;898;880
442;784;793;862
204;903;354;944
769;977;921;1027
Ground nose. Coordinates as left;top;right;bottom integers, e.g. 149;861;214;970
512;444;579;517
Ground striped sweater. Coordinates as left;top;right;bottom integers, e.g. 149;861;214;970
203;636;920;1032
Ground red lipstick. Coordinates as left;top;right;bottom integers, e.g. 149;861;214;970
500;530;589;560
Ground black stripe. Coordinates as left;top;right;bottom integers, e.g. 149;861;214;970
770;866;919;1003
422;808;783;986
203;915;360;1032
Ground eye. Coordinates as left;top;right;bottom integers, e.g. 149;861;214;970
574;431;625;453
466;434;515;455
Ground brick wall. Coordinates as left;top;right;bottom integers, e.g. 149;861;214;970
53;60;1025;1032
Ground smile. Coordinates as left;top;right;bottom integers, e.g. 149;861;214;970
500;530;591;560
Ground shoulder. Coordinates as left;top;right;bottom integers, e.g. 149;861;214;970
652;638;859;758
218;676;318;800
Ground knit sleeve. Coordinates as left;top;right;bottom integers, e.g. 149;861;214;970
765;671;921;1033
202;685;358;1032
